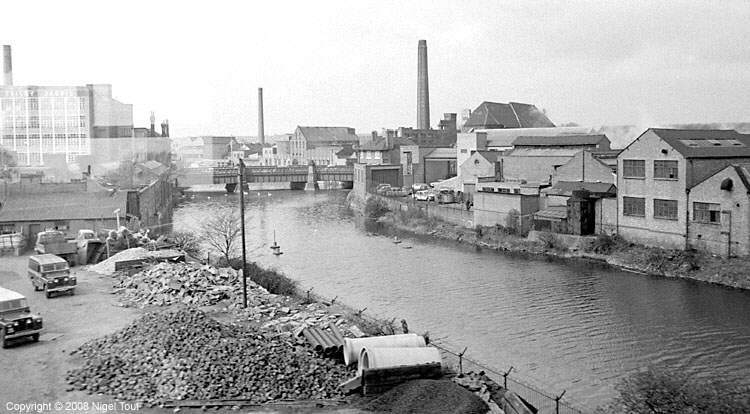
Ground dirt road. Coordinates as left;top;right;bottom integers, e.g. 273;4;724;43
0;256;370;414
0;255;140;410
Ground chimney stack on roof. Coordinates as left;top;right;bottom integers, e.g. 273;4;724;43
258;87;265;145
3;45;13;86
149;111;156;137
417;40;430;130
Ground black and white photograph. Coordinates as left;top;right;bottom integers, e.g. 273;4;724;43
1;1;749;413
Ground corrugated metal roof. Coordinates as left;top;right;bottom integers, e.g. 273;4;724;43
297;126;359;143
463;101;555;129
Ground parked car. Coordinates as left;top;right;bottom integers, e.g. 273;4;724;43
414;189;435;201
437;189;456;204
375;184;392;195
28;254;76;298
0;287;43;348
411;183;430;194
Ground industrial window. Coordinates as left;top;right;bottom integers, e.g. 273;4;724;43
623;197;645;217
654;199;678;220
0;224;15;235
460;149;467;153
623;160;645;178
654;160;678;179
694;202;721;224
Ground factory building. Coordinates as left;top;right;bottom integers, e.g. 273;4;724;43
0;45;133;166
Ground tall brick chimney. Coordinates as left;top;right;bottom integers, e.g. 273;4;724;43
258;87;265;144
417;40;430;130
3;45;13;86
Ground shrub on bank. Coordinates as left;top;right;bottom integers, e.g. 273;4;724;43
221;258;298;296
598;367;750;413
365;197;390;219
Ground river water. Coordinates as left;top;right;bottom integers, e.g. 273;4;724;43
173;190;750;409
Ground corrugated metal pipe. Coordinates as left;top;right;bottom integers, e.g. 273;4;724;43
343;334;426;366
358;346;442;376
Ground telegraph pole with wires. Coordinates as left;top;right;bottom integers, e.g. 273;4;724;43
238;158;248;308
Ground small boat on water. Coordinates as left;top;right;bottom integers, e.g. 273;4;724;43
393;236;402;244
402;245;413;249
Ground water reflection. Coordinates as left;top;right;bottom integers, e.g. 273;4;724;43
174;190;750;408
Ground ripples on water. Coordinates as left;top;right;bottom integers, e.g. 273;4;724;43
174;191;750;409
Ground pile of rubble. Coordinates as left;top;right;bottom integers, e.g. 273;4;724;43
113;262;244;307
67;308;355;406
112;262;363;336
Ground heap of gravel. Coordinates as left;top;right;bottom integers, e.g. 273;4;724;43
364;379;489;414
88;247;150;275
66;308;355;406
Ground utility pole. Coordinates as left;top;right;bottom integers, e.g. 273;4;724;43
239;159;248;308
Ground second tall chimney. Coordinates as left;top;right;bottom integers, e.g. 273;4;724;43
3;45;12;86
417;39;430;130
258;87;265;145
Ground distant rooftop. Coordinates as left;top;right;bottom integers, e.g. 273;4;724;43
296;126;358;143
463;101;555;130
512;134;610;148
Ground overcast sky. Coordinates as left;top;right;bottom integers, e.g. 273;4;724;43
2;1;749;137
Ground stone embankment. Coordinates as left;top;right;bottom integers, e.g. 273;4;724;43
348;191;750;290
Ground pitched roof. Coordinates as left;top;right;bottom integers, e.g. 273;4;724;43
0;191;127;222
463;102;555;130
546;181;617;196
335;147;355;157
354;137;391;151
475;150;501;163
423;147;457;159
512;134;609;147
507;148;582;157
648;128;750;158
297;126;358;143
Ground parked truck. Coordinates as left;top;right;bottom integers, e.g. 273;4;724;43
34;230;77;265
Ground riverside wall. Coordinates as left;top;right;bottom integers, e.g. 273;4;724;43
347;190;750;291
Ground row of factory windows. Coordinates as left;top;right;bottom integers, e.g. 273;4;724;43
1;98;87;112
623;197;721;223
622;159;678;180
2;116;87;129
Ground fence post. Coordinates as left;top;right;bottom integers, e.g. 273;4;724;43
457;347;468;375
503;366;514;389
555;389;566;414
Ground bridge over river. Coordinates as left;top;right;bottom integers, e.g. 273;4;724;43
178;164;354;192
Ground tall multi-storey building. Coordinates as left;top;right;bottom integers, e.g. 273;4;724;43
0;84;133;165
0;45;133;166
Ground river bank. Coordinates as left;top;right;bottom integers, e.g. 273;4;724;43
350;191;750;291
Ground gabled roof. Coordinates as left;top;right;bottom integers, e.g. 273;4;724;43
647;128;750;159
512;134;609;147
475;150;501;163
691;163;750;192
296;126;358;143
0;191;127;223
463;102;555;130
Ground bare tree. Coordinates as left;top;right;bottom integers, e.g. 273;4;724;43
199;208;242;263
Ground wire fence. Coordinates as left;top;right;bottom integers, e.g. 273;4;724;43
320;296;589;414
431;340;587;414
